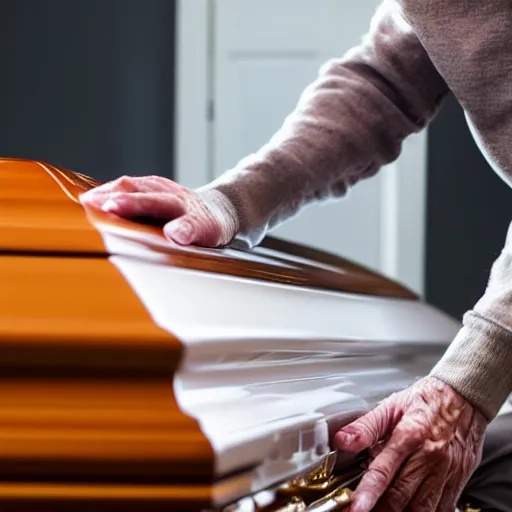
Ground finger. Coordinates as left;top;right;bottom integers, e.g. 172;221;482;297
437;489;463;512
436;412;484;512
79;189;113;208
349;426;424;512
80;175;180;203
407;450;450;512
369;440;386;460
100;192;186;220
372;452;427;511
437;454;472;512
80;186;183;211
81;188;169;210
334;397;401;453
80;176;139;200
101;175;180;194
438;484;465;512
164;214;224;247
164;217;196;245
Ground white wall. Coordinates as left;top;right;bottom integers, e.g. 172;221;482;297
175;0;428;296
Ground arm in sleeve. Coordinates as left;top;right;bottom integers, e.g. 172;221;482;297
398;0;512;421
198;0;448;248
431;221;512;421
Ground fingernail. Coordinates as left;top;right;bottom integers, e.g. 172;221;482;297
334;431;357;450
167;221;194;245
101;199;119;212
339;427;358;443
340;432;356;443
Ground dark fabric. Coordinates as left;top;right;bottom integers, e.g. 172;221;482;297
462;412;512;512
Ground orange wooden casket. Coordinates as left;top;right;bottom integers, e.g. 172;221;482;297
0;158;461;511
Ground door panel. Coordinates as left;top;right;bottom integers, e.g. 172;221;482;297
212;0;426;293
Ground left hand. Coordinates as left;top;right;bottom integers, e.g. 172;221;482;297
333;376;488;511
79;175;239;247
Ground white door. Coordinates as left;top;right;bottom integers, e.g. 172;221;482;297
178;0;428;295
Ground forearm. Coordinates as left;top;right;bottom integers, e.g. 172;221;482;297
431;221;512;421
199;0;448;248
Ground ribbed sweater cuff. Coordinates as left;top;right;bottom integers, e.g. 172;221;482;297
430;311;512;421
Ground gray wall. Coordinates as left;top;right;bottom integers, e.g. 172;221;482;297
426;95;512;319
0;0;176;182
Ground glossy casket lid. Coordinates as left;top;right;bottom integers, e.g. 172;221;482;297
0;158;106;253
0;158;416;299
0;158;460;509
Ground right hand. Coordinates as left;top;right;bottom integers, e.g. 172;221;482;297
79;175;239;247
334;377;487;512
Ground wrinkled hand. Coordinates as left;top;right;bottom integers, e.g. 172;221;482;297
334;377;488;512
79;175;239;247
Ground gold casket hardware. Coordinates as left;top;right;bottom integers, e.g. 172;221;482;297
221;451;481;512
305;486;352;511
260;496;308;512
263;452;359;511
276;452;363;506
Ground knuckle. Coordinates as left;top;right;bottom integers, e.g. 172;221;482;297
391;426;422;454
114;175;136;190
423;440;449;461
411;425;430;446
117;175;133;185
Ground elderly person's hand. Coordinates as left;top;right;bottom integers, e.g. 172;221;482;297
79;175;239;247
334;377;488;511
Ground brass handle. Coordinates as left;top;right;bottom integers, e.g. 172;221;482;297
305;487;352;511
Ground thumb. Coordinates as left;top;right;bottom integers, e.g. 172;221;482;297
334;399;400;453
164;216;197;246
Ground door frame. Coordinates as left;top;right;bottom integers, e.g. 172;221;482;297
174;0;428;296
174;0;212;190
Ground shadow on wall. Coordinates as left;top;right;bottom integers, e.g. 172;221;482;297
0;0;175;182
426;94;512;320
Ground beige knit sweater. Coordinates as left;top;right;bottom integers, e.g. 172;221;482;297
199;0;512;421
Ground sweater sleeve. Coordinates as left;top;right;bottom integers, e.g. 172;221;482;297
198;0;448;248
430;222;512;421
398;0;512;421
